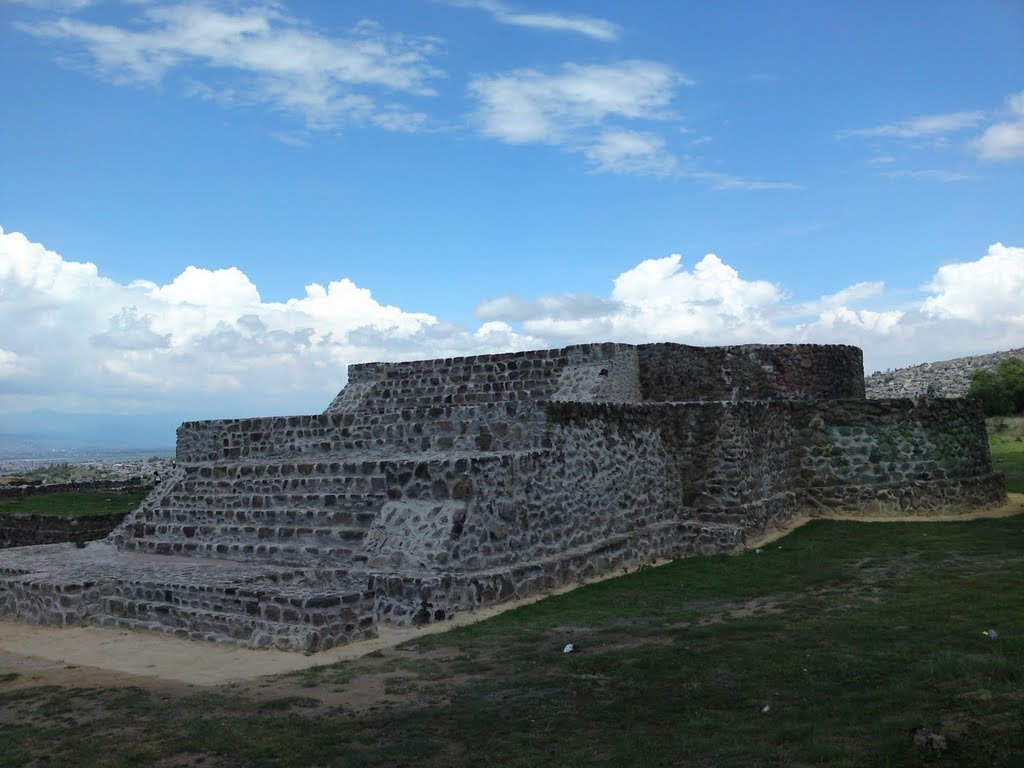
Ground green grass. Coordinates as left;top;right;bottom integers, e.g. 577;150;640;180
991;437;1024;494
0;490;149;517
988;416;1024;494
4;516;1024;767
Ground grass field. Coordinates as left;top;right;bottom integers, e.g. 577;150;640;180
0;490;149;517
989;417;1024;495
3;514;1024;767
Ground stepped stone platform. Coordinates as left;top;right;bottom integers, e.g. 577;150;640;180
0;342;1005;652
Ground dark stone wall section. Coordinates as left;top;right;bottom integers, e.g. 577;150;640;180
176;403;549;463
326;342;864;412
636;343;865;402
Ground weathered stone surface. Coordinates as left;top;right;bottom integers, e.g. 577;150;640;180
0;342;1003;652
865;347;1024;399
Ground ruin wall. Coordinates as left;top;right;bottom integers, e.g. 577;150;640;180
324;342;865;414
175;403;551;463
637;343;865;401
280;397;1001;589
327;343;641;413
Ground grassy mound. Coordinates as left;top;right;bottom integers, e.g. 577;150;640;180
0;490;149;517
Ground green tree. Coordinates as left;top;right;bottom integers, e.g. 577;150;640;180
970;357;1024;415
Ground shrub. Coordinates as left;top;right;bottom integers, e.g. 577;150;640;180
970;357;1024;416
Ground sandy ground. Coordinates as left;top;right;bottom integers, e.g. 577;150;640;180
2;493;1021;691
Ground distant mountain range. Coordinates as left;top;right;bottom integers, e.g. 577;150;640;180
865;347;1024;400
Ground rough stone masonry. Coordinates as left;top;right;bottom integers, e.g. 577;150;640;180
0;343;1006;652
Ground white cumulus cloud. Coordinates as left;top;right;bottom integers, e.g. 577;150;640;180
474;244;1024;373
0;226;535;416
921;243;1024;322
4;226;1022;417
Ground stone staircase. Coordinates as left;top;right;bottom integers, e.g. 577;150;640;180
119;462;388;565
90;571;375;649
0;392;760;651
0;540;376;650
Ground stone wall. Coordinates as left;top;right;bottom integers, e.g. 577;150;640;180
332;396;1002;624
327;343;640;413
638;343;865;402
325;342;865;414
0;512;127;548
176;403;550;463
799;397;1003;514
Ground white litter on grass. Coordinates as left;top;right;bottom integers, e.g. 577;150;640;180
563;643;575;654
983;629;999;639
761;704;771;714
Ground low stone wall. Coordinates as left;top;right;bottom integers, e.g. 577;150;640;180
328;343;638;413
0;512;128;548
175;403;550;463
799;397;1004;513
637;343;865;402
325;342;866;415
368;519;744;626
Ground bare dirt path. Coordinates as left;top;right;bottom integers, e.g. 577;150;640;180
2;493;1021;693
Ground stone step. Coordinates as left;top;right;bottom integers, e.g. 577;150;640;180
120;536;368;566
238;436;545;455
183;460;389;478
158;482;445;508
157;489;386;511
103;576;364;615
358;390;546;409
178;454;491;481
694;510;752;527
128;520;373;546
92;595;375;651
139;507;379;527
178;475;389;491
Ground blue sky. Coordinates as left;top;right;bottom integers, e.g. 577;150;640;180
1;0;1023;437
